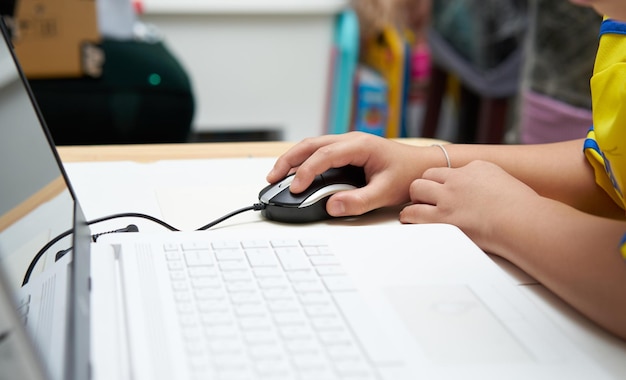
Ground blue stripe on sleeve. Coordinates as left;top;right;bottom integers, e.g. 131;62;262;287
600;19;626;36
583;136;601;153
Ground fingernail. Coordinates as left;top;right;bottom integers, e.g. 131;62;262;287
328;200;346;216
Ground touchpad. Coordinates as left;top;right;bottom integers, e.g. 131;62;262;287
384;285;532;365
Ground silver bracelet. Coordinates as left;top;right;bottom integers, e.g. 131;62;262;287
431;143;451;168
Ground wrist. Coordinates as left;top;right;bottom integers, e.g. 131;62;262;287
431;143;451;168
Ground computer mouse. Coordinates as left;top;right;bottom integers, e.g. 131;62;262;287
258;165;366;223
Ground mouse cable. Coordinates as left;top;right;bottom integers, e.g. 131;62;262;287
195;203;266;231
22;212;180;286
22;205;266;286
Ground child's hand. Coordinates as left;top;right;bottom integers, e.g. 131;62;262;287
267;132;432;217
400;160;541;252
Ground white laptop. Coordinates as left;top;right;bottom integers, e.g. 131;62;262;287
0;19;614;380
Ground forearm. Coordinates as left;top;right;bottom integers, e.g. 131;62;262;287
442;139;624;218
490;196;626;340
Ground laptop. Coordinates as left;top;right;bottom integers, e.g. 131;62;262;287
0;19;613;380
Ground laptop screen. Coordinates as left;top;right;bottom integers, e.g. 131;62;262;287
0;20;90;380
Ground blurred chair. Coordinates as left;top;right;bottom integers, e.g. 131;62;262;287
421;0;527;143
29;38;195;145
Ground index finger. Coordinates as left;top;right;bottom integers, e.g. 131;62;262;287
266;136;331;181
267;134;362;192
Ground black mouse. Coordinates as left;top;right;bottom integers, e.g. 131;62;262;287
258;165;366;223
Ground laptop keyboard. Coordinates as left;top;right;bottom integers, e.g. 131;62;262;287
162;237;387;380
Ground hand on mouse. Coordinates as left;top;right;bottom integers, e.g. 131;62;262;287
266;132;447;217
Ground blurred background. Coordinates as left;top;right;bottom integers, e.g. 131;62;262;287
0;0;602;145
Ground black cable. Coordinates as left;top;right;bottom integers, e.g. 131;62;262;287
23;229;73;286
22;205;266;286
22;212;178;286
88;212;179;232
195;203;265;231
92;224;139;243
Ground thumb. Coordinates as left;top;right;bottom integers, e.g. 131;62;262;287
326;184;386;217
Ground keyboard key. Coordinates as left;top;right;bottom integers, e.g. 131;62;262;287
303;246;333;256
226;281;257;293
201;312;233;326
299;292;332;305
195;288;225;300
279;325;314;340
316;266;346;276
211;241;241;250
292;281;325;293
197;300;229;313
204;325;238;339
233;304;267;317
284;339;321;354
165;251;181;260
276;254;310;271
184;251;214;267
273;311;306;325
241;240;270;249
310;255;340;266
310;317;345;331
191;277;221;289
188;267;216;278
267;299;300;312
317;330;354;345
298;239;327;247
246;249;279;267
182;241;211;251
287;270;317;282
292;352;328;370
304;304;337;317
239;316;272;330
168;261;184;271
222;271;253;282
169;270;186;281
230;292;262;305
215;249;245;261
243;331;277;344
163;243;180;252
263;288;295;300
219;261;249;271
258;277;289;289
270;239;300;248
253;267;283;278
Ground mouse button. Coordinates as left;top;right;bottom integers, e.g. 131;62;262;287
259;175;295;203
300;184;357;208
271;175;326;206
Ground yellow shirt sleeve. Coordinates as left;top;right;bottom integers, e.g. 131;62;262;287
584;18;626;211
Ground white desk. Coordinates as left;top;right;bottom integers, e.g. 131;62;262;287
58;142;626;378
138;0;348;141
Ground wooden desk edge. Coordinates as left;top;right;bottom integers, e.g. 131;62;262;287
57;138;447;163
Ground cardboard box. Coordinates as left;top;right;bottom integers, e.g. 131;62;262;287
12;0;102;78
